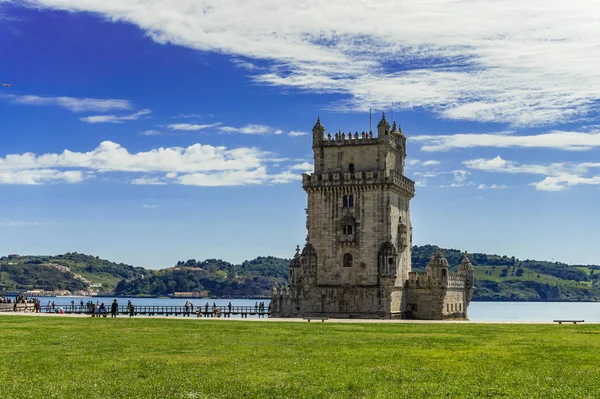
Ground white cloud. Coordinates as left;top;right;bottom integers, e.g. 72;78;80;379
0;169;85;184
232;59;259;71
131;177;167;185
168;123;221;131
288;131;308;137
531;175;600;192
413;130;600;152
0;141;304;186
142;204;159;208
171;113;205;119
406;159;440;167
80;109;151;124
218;124;273;135
477;184;508;190
139;129;163;136
0;93;132;113
21;0;600;126
0;220;49;227
289;162;313;172
464;156;600;191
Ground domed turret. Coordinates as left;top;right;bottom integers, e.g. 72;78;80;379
312;116;325;145
377;113;390;137
458;251;474;273
425;248;449;284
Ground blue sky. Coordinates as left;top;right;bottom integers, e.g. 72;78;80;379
0;1;599;268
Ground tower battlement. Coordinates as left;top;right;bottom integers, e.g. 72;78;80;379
302;171;415;196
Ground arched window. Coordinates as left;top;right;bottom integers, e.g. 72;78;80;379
343;195;348;208
348;195;354;208
343;253;353;267
349;163;355;173
378;242;397;276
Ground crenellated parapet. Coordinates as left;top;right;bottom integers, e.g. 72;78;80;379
316;131;379;146
302;170;415;195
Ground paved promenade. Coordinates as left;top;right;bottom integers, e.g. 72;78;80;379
0;312;595;324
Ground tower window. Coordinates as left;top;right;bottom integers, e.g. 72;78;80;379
349;195;354;208
343;195;348;208
349;163;355;173
343;225;353;235
343;253;353;268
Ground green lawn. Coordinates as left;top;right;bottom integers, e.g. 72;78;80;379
1;317;599;398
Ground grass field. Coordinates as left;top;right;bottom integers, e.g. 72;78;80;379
1;316;599;398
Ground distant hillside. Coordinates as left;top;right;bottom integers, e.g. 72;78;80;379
2;247;599;301
114;257;289;298
0;252;148;293
412;245;600;301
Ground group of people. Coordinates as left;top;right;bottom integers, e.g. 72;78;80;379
2;296;41;313
89;299;135;318
3;295;272;318
254;301;268;313
2;294;35;304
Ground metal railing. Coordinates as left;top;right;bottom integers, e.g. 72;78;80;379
36;304;271;318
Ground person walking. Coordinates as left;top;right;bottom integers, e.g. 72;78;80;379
111;299;119;318
128;301;135;318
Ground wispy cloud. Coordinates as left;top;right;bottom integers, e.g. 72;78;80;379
288;131;308;137
168;123;221;131
141;204;159;209
80;109;151;124
413;130;600;152
464;156;600;191
406;159;441;167
0;93;132;113
139;129;163;136
0;220;50;227
218;124;274;135
22;0;600;126
477;184;508;190
231;58;259;71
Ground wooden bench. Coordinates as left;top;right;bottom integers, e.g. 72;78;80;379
303;317;328;323
553;320;584;324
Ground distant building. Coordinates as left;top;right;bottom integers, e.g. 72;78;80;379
271;115;475;320
171;291;208;298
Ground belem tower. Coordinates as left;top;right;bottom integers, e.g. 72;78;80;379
271;114;475;320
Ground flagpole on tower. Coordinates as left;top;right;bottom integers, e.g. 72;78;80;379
369;108;372;133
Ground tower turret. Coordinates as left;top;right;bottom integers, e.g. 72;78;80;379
377;112;390;137
458;251;475;301
312;116;325;145
289;245;302;285
425;249;449;285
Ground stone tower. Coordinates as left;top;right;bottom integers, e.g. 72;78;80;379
271;115;475;319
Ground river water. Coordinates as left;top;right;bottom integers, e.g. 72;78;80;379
17;297;600;322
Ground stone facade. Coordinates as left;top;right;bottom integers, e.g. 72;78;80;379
271;115;475;320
